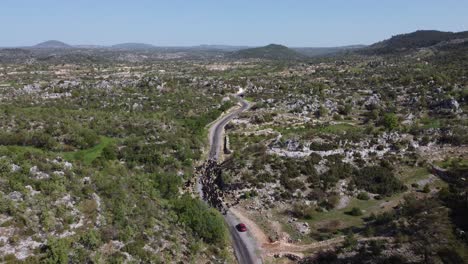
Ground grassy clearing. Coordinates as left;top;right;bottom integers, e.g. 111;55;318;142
435;157;468;169
308;203;366;228
62;136;116;165
419;117;441;129
306;166;444;232
310;209;364;229
244;96;255;103
0;145;45;155
307;192;406;231
273;123;360;138
274;125;309;136
0;137;115;166
398;166;430;185
314;123;359;134
432;178;449;189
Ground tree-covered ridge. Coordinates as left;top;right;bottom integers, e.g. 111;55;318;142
364;30;468;54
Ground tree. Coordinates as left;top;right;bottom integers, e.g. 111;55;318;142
353;166;405;196
382;113;399;130
422;184;431;193
348;207;363;216
80;230;101;250
357;192;370;200
315;105;329;118
154;173;181;199
401;196;459;263
338;104;353;116
42;238;69;264
343;232;357;249
102;143;118;160
173;195;227;245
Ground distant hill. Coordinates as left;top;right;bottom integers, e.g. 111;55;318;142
230;44;305;60
74;45;106;49
293;45;366;57
364;30;468;54
33;40;72;49
194;45;250;52
111;43;156;50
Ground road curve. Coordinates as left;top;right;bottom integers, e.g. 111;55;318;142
208;98;249;160
206;97;262;264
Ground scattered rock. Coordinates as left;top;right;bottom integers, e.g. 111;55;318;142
10;164;21;172
295;222;310;235
8;191;23;201
63;162;73;170
29;166;50;180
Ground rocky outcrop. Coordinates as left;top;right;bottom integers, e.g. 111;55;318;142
433;97;462;114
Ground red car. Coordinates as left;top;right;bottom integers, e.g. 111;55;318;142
236;223;247;232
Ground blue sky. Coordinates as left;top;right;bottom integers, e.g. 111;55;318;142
1;0;467;47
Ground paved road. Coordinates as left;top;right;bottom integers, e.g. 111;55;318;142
208;98;249;159
205;97;262;264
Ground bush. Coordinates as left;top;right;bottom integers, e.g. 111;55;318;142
382;113;399;130
42;238;69;264
308;153;322;164
309;142;338;151
290;203;315;220
173;195;227;245
348;207;363;216
242;190;258;199
154;173;181;199
102;143;118;160
338;104;352;116
281;176;302;191
422;184;431;193
353;166;406;196
79;230;101;250
343;232;357;248
357;192;370;200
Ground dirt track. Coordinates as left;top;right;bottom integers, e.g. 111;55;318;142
230;207;392;261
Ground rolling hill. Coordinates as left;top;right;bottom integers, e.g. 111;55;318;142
364;30;468;54
230;44;306;60
293;45;366;57
111;43;156;50
33;40;72;49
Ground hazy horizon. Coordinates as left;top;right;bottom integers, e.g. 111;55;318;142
2;40;370;49
2;0;467;47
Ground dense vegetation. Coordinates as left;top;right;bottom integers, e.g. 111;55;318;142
0;66;233;262
364;30;468;54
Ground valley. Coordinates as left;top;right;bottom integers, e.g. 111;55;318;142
0;29;467;263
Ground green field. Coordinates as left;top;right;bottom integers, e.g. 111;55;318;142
62;136;116;164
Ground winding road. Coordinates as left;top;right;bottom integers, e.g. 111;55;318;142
204;96;262;264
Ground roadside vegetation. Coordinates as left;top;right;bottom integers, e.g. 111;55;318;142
0;66;233;262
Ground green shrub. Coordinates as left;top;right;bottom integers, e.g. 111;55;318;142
357;192;370;200
353;166;405;196
42;238;69;264
173;195;227;245
309;142;338;151
102;143;118;160
154;173;181;199
382;113;399;130
422;184;431;193
290;203;315;220
343;232;357;248
348;207;363;216
79;230;101;250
